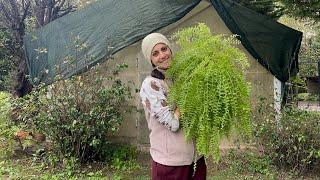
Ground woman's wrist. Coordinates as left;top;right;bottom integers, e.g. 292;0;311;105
174;107;181;119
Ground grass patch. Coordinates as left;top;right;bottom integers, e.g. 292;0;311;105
207;149;277;180
1;139;320;179
0;142;148;179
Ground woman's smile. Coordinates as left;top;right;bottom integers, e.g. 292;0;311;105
151;43;172;70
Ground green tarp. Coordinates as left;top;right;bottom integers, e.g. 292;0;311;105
210;0;302;82
24;0;201;85
24;0;302;85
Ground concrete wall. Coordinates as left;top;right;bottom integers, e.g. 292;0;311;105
97;1;275;148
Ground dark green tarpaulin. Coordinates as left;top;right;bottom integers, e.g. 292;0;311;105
24;0;302;85
24;0;201;85
210;0;302;82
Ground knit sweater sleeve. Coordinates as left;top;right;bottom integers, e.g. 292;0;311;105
140;77;179;132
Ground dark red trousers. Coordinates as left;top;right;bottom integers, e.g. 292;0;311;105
151;157;207;180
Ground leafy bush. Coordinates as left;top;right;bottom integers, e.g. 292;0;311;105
0;92;11;126
167;23;252;160
226;149;274;176
298;31;320;78
0;91;19;157
0;30;17;92
297;93;318;101
13;64;131;163
254;105;320;174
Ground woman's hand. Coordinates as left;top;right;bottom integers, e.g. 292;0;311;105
174;107;181;119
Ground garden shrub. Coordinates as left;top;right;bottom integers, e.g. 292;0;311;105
298;30;320;78
226;149;274;176
167;23;252;160
0;91;19;157
0;92;11;126
0;30;16;92
13;63;131;163
297;93;318;102
254;105;320;174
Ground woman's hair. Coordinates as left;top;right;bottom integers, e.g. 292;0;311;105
151;68;165;80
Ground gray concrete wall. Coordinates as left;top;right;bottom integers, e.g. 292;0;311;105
96;1;275;147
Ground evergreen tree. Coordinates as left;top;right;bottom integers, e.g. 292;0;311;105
235;0;284;20
278;0;320;22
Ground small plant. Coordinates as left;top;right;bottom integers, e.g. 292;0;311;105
167;23;252;160
0;160;17;176
104;143;140;171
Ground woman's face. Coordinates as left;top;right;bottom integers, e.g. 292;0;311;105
150;43;172;70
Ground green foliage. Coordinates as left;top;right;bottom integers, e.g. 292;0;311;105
0;161;17;177
104;143;140;171
167;23;252;160
0;144;140;180
0;92;19;158
0;92;11;124
0;30;17;91
226;149;275;176
12;63;131;163
298;31;320;77
254;104;320;174
283;76;308;103
278;0;320;21
297;93;318;102
235;0;284;19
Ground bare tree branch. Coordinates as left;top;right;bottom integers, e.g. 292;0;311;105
21;0;30;23
56;0;67;9
7;0;20;23
33;0;46;27
0;1;13;26
56;5;74;18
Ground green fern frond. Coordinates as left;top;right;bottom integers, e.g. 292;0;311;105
167;23;252;161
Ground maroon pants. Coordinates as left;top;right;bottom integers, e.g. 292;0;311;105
151;157;207;180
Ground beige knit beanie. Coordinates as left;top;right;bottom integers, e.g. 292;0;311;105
141;33;172;63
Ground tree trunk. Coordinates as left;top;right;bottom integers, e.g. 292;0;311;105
13;58;33;97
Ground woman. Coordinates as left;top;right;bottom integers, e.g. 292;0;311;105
139;33;207;180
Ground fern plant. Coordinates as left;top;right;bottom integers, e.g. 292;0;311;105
167;23;252;161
